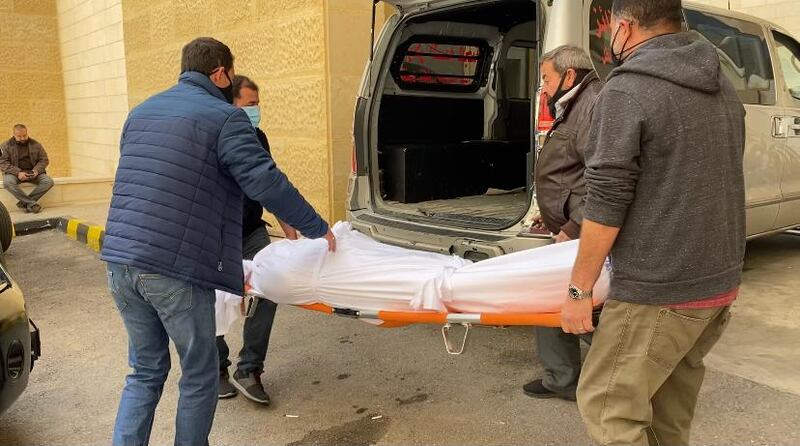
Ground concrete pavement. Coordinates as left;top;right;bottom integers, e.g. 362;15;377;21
0;230;798;445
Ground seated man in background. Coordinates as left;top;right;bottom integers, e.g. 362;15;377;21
0;124;54;214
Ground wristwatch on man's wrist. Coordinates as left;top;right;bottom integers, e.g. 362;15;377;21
568;283;593;301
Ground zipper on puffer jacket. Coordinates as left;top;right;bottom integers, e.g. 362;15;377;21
218;223;224;272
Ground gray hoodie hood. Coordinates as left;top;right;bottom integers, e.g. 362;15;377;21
609;32;721;94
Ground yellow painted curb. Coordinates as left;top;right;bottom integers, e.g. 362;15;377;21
66;219;84;241
87;225;104;252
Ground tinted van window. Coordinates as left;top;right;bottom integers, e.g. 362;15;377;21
587;0;686;80
588;0;616;81
686;10;775;105
392;39;490;92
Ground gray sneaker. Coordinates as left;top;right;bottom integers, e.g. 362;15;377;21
231;369;270;405
218;369;237;399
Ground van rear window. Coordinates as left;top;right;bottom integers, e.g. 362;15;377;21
392;38;490;92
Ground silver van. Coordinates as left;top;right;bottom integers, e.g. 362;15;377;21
347;0;800;260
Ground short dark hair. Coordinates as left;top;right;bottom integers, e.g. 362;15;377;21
612;0;683;29
232;75;259;99
181;37;234;75
13;124;26;131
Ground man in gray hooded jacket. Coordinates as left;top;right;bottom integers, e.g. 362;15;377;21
560;0;746;444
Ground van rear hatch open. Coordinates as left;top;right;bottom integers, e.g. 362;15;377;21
364;0;538;232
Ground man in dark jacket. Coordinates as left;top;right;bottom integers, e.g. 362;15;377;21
216;74;297;405
101;38;335;446
561;1;746;444
0;124;54;214
524;45;602;402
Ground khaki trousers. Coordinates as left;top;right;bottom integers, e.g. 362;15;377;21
577;299;731;446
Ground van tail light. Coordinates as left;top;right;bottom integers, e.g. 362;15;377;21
536;90;553;134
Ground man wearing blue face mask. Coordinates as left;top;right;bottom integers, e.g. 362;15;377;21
216;75;297;405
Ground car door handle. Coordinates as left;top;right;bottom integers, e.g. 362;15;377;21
791;117;800;136
773;116;800;137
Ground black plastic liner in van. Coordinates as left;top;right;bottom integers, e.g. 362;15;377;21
378;95;484;144
382;140;527;203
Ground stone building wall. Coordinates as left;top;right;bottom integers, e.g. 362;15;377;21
57;0;129;177
121;0;336;224
0;0;70;177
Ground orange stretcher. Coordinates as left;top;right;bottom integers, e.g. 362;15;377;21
243;292;565;354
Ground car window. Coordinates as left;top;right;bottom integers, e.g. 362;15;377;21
587;0;687;80
505;45;536;99
588;0;616;81
686;10;776;106
772;31;800;103
392;38;490;92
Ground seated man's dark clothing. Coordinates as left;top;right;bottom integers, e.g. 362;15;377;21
0;137;54;213
17;142;34;172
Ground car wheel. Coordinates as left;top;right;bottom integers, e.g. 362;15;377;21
0;201;13;253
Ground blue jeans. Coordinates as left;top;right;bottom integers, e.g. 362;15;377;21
107;262;218;446
217;225;276;374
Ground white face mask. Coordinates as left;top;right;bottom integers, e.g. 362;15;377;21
242;106;261;128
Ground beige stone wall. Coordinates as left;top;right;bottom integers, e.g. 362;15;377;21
121;0;336;223
57;0;129;177
0;0;70;177
693;0;800;39
324;0;375;222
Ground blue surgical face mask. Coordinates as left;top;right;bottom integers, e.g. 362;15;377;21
242;106;261;128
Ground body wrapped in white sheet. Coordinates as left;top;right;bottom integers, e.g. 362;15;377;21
215;222;609;333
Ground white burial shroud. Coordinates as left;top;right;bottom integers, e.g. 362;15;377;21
216;222;610;334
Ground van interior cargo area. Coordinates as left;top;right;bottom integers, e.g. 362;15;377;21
374;0;535;229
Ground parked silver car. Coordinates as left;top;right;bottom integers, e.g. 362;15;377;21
347;0;800;258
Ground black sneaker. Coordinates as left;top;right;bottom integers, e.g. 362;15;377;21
27;203;41;214
218;369;237;399
231;369;271;405
15;201;26;209
522;379;577;402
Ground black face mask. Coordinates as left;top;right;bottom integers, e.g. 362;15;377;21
546;69;590;118
217;70;234;104
610;26;630;67
546;72;569;118
611;24;674;68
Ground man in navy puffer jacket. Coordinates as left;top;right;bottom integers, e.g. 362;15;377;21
101;37;334;446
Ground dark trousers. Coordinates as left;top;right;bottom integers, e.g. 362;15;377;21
536;325;594;392
216;225;278;374
536;327;582;392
